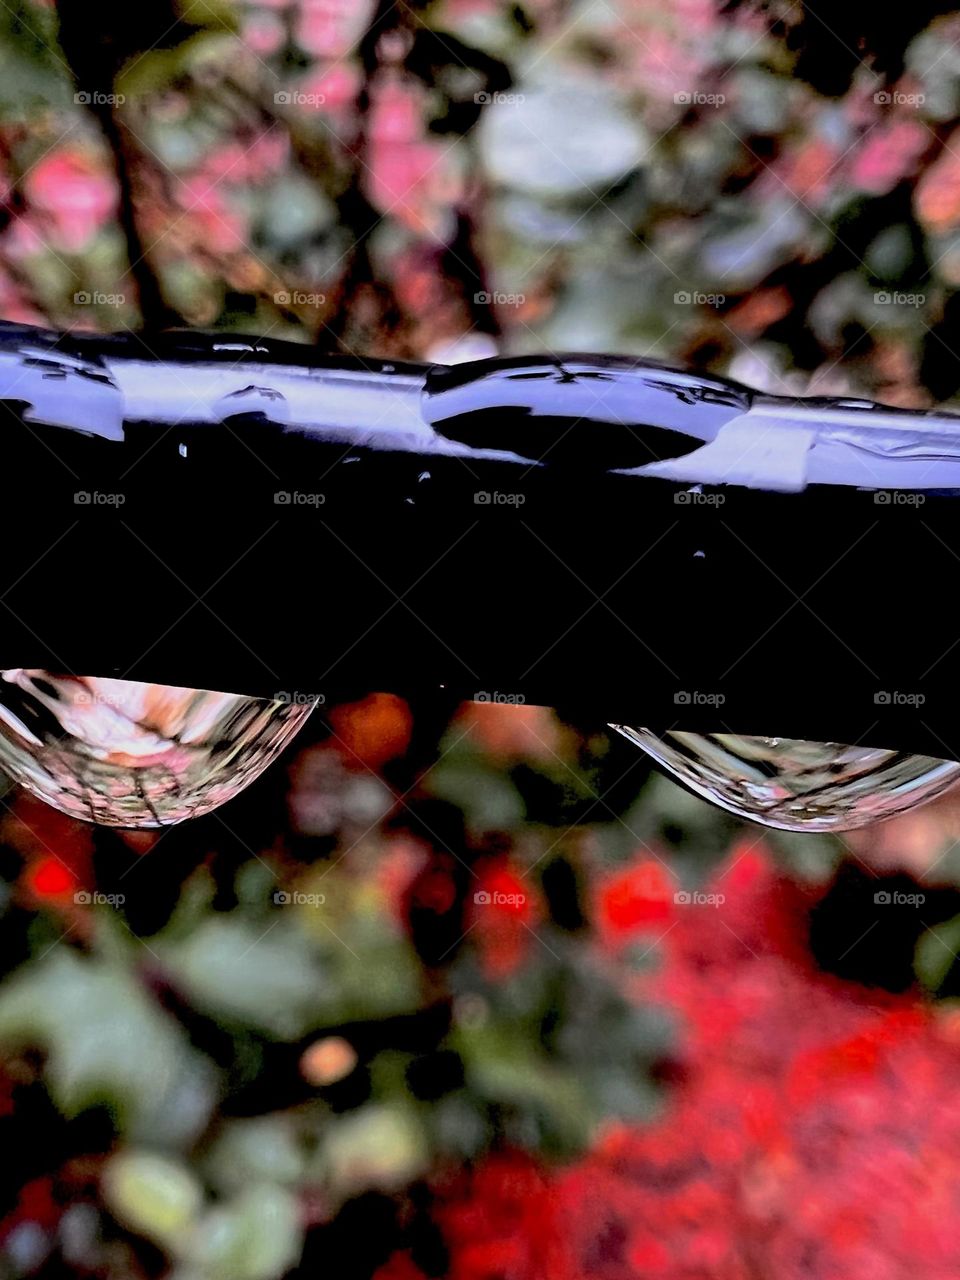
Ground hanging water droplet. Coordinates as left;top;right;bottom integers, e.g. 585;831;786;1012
611;727;960;831
0;670;315;827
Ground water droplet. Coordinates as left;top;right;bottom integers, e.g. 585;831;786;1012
425;356;748;468
0;670;314;827
611;727;960;831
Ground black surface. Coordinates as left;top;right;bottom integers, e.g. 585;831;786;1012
0;325;956;760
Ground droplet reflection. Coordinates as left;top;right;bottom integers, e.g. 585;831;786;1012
611;727;960;831
0;670;314;827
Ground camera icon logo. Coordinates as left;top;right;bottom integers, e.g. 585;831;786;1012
874;691;891;704
674;290;692;304
474;491;492;504
74;890;92;904
273;890;292;905
274;491;292;504
74;291;92;305
874;91;892;104
674;91;692;104
474;91;492;105
274;291;291;305
74;91;92;105
874;891;892;904
474;890;492;905
274;91;293;105
674;891;692;904
674;691;691;705
74;491;91;504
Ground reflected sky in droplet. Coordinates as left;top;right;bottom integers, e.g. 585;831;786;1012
611;727;960;831
0;670;314;827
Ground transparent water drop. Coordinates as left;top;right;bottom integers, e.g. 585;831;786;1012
0;670;315;827
611;727;960;831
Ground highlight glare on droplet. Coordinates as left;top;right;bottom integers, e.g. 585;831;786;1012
611;727;960;831
0;670;314;827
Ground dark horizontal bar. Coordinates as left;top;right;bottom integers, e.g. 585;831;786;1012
2;321;959;759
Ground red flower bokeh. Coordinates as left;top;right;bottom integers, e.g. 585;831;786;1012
470;860;539;981
595;857;674;942
378;840;960;1280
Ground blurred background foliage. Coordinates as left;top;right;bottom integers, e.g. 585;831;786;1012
7;1;960;1277
8;0;960;401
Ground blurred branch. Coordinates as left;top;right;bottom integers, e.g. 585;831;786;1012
321;0;407;354
55;0;184;328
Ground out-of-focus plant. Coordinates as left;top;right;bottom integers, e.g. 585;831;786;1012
0;697;686;1277
0;0;958;401
6;2;960;1278
3;690;959;1277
